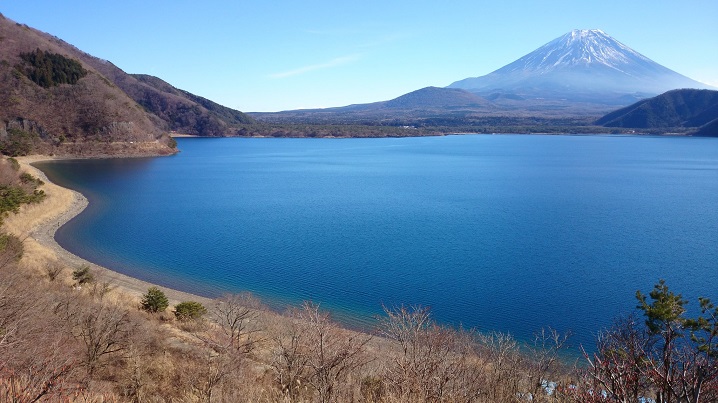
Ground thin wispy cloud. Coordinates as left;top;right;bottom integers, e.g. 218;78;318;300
303;28;362;36
269;55;362;79
359;32;412;49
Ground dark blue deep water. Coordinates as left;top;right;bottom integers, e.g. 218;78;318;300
36;135;718;350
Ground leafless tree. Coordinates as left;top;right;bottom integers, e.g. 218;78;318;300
212;292;263;354
179;349;237;403
523;327;572;402
379;305;486;402
294;301;372;403
573;315;652;402
0;338;79;403
0;270;38;351
0;273;82;402
269;301;372;402
476;330;525;402
54;296;136;379
270;319;310;403
88;280;116;302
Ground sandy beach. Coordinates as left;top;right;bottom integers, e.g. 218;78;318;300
5;155;212;307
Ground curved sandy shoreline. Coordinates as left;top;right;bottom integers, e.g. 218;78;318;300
5;155;212;306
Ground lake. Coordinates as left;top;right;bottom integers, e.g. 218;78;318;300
36;135;718;350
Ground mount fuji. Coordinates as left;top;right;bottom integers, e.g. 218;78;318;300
252;29;715;125
448;29;714;105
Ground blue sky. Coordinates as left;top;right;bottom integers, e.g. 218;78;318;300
2;1;717;112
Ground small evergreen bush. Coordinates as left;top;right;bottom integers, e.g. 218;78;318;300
141;286;169;313
72;265;94;285
174;301;207;321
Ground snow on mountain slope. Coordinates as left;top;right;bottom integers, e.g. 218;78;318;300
449;29;714;104
508;29;653;72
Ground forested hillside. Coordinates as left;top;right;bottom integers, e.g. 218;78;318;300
597;89;718;133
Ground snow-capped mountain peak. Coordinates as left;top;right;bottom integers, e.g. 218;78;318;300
447;29;713;104
509;29;651;73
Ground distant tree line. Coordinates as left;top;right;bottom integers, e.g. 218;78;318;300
227;122;633;139
17;48;87;88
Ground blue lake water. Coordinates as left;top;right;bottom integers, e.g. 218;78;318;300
36;135;718;350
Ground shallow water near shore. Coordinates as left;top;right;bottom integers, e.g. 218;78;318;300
36;135;718;350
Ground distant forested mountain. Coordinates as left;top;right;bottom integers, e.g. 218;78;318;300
250;86;499;125
596;89;718;134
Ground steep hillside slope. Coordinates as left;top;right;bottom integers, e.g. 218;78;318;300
0;14;175;156
73;52;254;136
133;74;254;127
596;89;718;128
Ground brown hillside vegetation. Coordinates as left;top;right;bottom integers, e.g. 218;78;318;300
1;156;717;402
75;60;255;137
0;14;175;157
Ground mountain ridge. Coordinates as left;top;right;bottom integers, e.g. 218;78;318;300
74;51;255;137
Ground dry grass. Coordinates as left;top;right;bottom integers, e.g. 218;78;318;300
3;157;76;236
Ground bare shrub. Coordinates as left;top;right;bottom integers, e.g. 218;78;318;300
270;317;311;402
0;269;83;401
0;233;24;270
269;301;372;402
476;330;525;401
177;349;238;403
54;295;136;379
0;333;81;403
212;292;263;354
569;315;652;402
522;327;572;402
379;305;486;402
44;262;64;281
88;280;116;301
